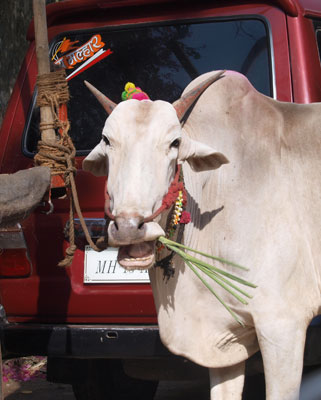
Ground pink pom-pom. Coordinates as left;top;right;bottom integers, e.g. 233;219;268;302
132;92;150;101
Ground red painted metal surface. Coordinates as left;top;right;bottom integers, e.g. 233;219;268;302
287;14;321;103
0;0;320;324
25;0;321;38
300;0;321;17
24;0;319;42
0;43;36;172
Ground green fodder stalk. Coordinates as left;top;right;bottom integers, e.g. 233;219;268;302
158;236;257;326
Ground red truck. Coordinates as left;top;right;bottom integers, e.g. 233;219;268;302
1;0;321;398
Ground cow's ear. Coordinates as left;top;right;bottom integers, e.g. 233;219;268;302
178;135;229;172
82;140;108;176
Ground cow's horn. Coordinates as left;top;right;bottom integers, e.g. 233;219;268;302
84;81;117;115
173;70;226;122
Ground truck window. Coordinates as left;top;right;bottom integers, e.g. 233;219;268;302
23;17;272;155
314;20;321;64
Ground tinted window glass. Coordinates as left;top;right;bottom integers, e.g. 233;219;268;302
314;19;321;64
312;19;321;104
317;30;321;59
24;18;271;154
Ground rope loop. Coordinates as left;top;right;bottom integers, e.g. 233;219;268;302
35;69;101;267
36;69;70;110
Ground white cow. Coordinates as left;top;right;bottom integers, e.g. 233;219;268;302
82;70;321;399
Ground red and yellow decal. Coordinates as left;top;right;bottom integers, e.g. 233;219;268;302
54;34;105;69
51;34;113;80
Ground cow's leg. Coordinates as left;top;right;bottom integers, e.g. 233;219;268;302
209;361;245;400
256;320;307;400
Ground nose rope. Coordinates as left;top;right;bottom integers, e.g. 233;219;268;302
104;165;187;222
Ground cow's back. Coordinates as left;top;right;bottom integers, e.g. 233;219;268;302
150;71;321;368
184;70;321;311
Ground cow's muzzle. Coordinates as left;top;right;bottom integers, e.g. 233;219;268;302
110;215;146;244
108;215;165;246
107;215;165;270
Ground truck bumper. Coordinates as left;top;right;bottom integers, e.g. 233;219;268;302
0;323;171;359
1;322;321;366
0;323;210;383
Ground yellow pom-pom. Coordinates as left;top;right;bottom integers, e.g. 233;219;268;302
125;82;136;92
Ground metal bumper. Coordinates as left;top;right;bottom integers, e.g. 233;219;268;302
1;322;321;367
0;323;171;359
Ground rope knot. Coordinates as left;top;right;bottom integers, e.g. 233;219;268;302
35;69;101;267
65;245;77;256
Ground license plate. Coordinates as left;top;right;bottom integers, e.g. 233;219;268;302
84;245;150;283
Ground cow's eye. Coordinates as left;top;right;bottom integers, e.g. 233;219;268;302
102;136;110;146
170;139;180;148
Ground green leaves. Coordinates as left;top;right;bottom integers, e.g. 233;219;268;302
158;236;257;326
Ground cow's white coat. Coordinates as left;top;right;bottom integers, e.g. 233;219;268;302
83;71;321;399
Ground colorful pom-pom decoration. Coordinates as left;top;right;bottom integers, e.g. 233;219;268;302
121;82;150;101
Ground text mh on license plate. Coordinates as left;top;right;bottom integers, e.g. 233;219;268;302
84;245;150;283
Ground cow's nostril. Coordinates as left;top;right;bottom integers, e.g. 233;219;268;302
114;221;119;230
138;221;145;230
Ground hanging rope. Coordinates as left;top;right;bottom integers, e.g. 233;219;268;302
34;69;72;175
34;69;101;267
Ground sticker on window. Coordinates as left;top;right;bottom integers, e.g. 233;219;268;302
51;34;113;81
